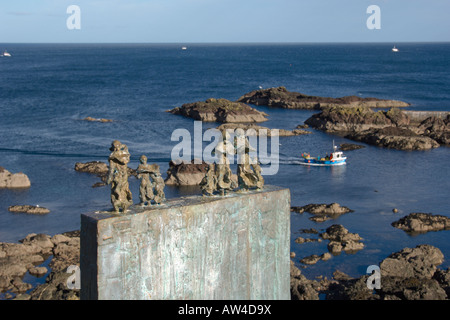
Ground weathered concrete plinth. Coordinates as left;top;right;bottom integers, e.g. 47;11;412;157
80;185;291;300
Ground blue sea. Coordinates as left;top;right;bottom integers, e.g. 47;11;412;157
0;43;449;289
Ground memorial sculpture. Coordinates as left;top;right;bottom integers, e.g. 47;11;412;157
137;155;155;206
252;159;264;190
150;165;166;204
235;130;264;191
214;131;236;196
106;140;133;213
200;163;217;196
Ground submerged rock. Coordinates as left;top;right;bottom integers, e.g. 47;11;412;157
392;212;450;234
0;167;31;188
292;203;353;222
168;98;268;123
83;117;113;123
320;224;364;254
8;205;50;215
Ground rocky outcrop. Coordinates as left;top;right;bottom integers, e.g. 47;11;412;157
347;126;440;151
0;167;31;188
168;98;268;123
0;231;80;300
291;203;353;222
238;86;409;110
290;260;321;300
8;205;50;215
320;224;364;254
305;106;401;133
216;123;311;136
392;213;450;234
324;245;449;300
305;107;444;150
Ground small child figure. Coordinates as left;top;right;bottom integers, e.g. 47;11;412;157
150;165;166;205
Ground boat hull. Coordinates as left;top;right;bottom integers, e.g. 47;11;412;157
299;158;346;166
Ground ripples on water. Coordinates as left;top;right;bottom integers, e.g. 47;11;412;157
0;43;449;282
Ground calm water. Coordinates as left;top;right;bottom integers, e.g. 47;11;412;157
0;43;449;283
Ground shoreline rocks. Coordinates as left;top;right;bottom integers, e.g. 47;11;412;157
392;213;450;234
238;86;409;110
0;167;31;189
0;231;80;300
8;205;50;215
168;98;268;123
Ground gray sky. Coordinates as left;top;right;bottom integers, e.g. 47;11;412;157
1;0;449;43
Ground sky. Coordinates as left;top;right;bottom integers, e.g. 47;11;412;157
1;0;449;43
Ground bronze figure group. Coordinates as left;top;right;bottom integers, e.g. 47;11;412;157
106;140;165;213
106;132;264;213
200;131;264;196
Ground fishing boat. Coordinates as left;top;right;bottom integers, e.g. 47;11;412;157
392;46;399;52
2;50;11;57
300;143;347;166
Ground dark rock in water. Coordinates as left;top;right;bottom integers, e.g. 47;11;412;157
168;98;268;123
74;161;137;184
416;115;450;146
237;86;409;110
320;224;364;254
304;106;443;150
392;212;450;234
346;127;440;150
74;161;108;176
8;205;50;215
292;203;353;222
339;143;365;151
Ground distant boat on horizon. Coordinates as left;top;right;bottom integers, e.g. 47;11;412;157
1;50;12;57
392;46;399;52
181;46;187;50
